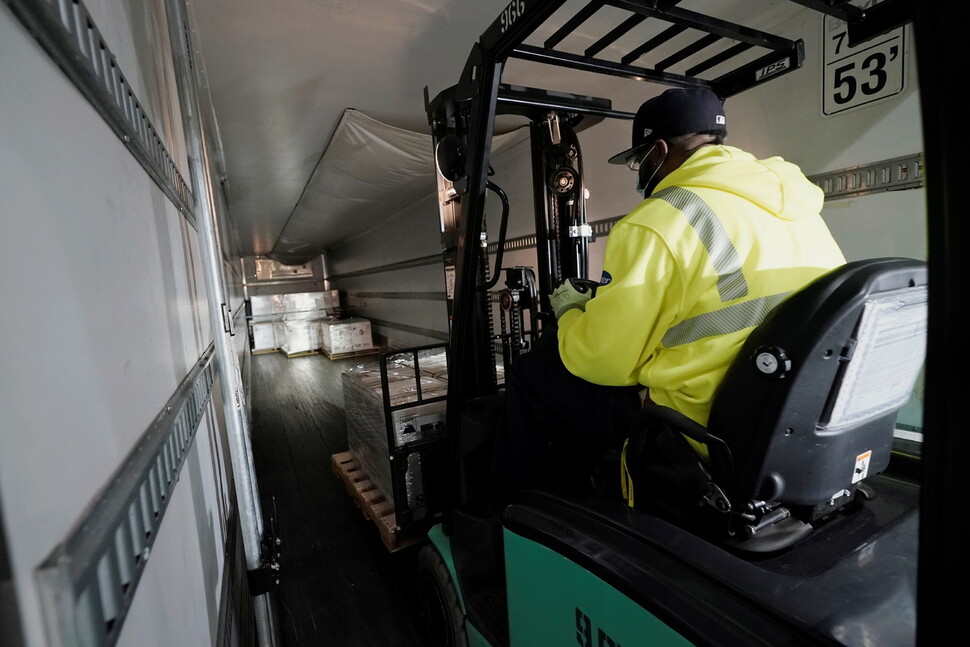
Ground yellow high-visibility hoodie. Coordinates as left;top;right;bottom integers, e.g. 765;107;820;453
558;145;846;431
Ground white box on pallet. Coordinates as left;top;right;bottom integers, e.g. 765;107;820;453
320;317;374;356
280;320;320;355
250;294;283;316
282;292;326;320
250;322;278;352
250;294;284;323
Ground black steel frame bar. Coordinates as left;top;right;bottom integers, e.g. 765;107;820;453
442;49;504;526
379;345;450;418
509;0;803;95
445;0;573;526
622;23;687;65
790;0;909;46
585;13;646;57
787;0;864;21
686;42;753;78
914;4;970;643
605;0;795;50
656;32;722;71
545;1;603;50
711;41;804;98
512;44;714;89
844;0;912;46
497;94;634;121
530;122;556;305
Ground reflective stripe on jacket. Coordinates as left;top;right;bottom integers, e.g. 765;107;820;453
557;145;846;429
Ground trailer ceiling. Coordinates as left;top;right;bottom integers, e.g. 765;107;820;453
188;0;848;265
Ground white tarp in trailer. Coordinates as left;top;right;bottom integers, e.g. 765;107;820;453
271;109;526;265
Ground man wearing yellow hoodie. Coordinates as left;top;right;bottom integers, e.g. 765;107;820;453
492;87;845;496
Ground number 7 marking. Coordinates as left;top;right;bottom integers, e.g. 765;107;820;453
832;31;847;55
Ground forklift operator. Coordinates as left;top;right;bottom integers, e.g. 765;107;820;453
492;87;845;497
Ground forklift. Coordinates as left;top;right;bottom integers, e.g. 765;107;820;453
417;2;937;645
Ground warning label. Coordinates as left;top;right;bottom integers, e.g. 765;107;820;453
853;450;873;483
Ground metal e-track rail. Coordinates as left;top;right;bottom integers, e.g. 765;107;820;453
35;347;216;647
4;0;195;227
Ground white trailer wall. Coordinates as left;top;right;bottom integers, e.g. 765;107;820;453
323;126;539;350
0;1;246;645
325;192;450;349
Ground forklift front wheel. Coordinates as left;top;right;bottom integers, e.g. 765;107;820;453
417;543;468;647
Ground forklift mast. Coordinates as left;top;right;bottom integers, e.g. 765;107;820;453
426;84;620;368
426;79;631;524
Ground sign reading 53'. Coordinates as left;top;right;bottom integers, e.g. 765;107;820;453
822;8;906;116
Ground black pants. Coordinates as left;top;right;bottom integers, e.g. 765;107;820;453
491;327;642;494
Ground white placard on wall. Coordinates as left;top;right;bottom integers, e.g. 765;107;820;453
822;11;906;117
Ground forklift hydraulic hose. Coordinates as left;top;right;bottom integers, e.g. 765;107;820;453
481;180;511;290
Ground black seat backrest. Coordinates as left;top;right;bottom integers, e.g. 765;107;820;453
708;257;927;509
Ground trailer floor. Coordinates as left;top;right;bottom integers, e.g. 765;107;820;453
249;350;428;647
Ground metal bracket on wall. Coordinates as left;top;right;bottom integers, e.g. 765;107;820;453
808;153;924;201
35;346;216;647
4;0;196;226
246;497;282;596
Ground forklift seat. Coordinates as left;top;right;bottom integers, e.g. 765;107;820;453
621;257;928;552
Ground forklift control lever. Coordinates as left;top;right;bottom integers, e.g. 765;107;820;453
566;278;599;297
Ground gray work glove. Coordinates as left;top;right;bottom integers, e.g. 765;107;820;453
550;278;599;319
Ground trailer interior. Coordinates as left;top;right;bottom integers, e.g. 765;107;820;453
1;1;966;647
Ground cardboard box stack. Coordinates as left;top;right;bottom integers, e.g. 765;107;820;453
249;295;284;352
249;291;333;355
250;323;278;352
342;348;448;522
320;317;376;357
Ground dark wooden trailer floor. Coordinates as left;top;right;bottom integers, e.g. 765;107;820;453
249;350;429;647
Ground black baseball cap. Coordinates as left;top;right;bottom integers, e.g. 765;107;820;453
608;87;727;165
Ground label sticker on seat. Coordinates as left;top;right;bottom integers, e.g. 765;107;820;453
853;450;872;483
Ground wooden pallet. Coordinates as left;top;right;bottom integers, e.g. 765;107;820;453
280;348;321;358
322;347;381;361
331;451;423;552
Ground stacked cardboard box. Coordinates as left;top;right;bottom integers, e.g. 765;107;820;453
279;320;321;355
281;292;322;319
342;348;448;529
250;323;279;352
320;317;376;357
249;294;284;323
249;291;337;355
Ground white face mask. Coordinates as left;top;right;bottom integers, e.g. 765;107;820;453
635;144;665;198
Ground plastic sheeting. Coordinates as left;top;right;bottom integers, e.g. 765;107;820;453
270;109;526;265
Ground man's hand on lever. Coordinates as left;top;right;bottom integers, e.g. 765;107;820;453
550;278;599;319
